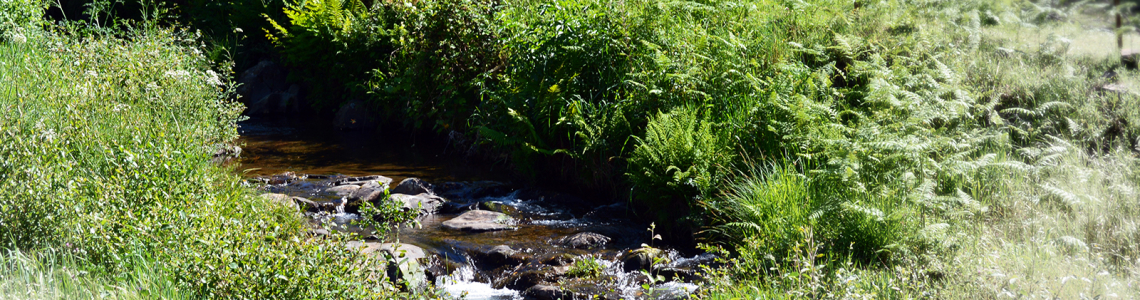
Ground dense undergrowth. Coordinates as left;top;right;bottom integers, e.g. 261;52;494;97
261;0;1140;297
3;0;1140;298
0;1;405;298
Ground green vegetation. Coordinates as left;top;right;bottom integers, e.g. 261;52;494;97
261;0;1140;297
566;255;605;279
0;2;405;298
3;0;1140;298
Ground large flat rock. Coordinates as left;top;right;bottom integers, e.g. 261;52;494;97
442;210;516;232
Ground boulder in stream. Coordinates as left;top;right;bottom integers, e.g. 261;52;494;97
326;184;360;196
390;193;447;216
442;210;516;232
522;285;567;300
470;245;529;270
495;265;567;291
391;177;434;195
555;232;611;249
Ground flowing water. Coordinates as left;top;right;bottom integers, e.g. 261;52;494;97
237;116;711;299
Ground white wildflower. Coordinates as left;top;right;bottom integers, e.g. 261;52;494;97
164;70;191;80
205;70;223;86
10;32;26;44
85;70;98;77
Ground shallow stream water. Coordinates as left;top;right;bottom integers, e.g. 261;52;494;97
236;116;709;300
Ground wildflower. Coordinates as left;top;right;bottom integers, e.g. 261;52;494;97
10;32;26;44
85;70;97;77
164;69;191;80
205;69;223;86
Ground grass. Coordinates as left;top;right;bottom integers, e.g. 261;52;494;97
0;249;186;300
0;3;407;298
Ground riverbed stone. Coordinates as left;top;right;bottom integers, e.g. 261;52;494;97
327;184;360;196
350;185;387;203
556;232;611;249
442;210;515;232
522;285;567;300
390;193;446;215
391;177;433;195
495;265;566;291
540;254;576;266
471;245;529;270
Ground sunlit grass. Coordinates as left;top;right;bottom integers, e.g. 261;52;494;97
0;249;186;300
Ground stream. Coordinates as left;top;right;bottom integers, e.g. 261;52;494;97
236;116;712;300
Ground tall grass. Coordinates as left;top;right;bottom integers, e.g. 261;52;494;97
0;249;185;300
0;6;404;298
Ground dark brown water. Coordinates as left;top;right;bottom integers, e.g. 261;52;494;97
237;116;506;183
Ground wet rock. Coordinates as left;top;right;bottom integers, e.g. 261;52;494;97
391;178;434;195
540;254;576;266
390;193;447;215
438;201;477;214
326;184;360;196
479;201;520;215
495;266;566;291
621;248;669;272
333;99;376;131
263;172;299;185
487;245;520;264
350;186;386;204
471;245;530;270
556;232;611;249
522;285;566;300
442;210;515;232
